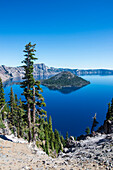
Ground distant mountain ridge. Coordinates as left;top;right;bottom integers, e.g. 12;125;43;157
0;63;113;82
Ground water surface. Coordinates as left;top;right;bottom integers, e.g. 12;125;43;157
4;75;113;137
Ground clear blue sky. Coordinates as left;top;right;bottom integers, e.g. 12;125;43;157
0;0;113;69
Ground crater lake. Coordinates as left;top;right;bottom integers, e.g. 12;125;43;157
3;75;113;138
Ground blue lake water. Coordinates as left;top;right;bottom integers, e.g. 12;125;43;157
3;75;113;138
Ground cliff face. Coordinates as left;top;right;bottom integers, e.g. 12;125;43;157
0;63;113;82
0;65;24;82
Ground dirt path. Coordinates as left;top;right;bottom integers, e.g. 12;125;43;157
0;137;108;170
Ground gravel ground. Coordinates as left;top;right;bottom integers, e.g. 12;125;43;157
0;134;111;170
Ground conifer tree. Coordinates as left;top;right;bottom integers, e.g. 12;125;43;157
60;135;65;147
51;131;55;151
111;98;113;113
32;80;46;142
14;97;25;137
8;87;15;127
21;42;46;142
54;129;63;153
21;42;36;142
106;102;112;120
65;131;69;145
48;116;53;143
15;94;18;106
66;131;69;140
13;94;18;127
85;127;90;134
45;128;49;155
49;116;52;132
39;119;45;140
18;99;26;137
109;99;113;120
74;136;76;141
0;78;5;120
91;114;99;133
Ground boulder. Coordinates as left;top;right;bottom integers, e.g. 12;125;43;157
70;136;75;141
3;128;9;135
66;136;76;148
3;120;12;135
0;128;3;134
63;148;69;153
103;120;113;134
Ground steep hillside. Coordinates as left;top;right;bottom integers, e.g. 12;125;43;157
0;133;113;169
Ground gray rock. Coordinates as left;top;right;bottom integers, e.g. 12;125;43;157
3;128;9;135
13;126;17;137
63;148;69;153
66;138;76;148
0;128;3;134
70;136;75;141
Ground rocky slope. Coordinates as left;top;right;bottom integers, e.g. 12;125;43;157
41;71;90;90
59;133;113;169
0;133;113;170
1;63;113;82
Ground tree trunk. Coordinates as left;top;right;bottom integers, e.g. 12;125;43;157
33;85;36;142
2;110;4;120
0;103;7;121
28;102;31;143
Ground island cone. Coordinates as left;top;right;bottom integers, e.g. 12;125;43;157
41;71;90;90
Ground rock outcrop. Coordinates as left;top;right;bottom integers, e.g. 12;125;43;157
97;119;113;135
0;119;12;136
59;134;113;169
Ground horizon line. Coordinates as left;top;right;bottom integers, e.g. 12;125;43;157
1;63;113;70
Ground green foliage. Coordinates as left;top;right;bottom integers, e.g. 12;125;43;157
51;131;55;151
48;116;53;143
39;119;45;140
54;129;63;153
42;142;45;151
0;43;66;156
74;136;76;141
45;128;49;155
91;114;99;133
106;100;113;121
0;117;5;128
0;78;6;120
60;135;65;147
85;127;90;134
21;42;37;142
8;87;26;137
42;71;89;89
15;98;26;137
8;87;15;127
49;116;52;132
21;42;46;142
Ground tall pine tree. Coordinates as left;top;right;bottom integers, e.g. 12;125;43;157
21;42;36;142
0;78;5;120
8;87;15;127
21;42;46;142
91;113;99;133
106;102;112;120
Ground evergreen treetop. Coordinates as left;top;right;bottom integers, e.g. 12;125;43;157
0;78;5;120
